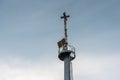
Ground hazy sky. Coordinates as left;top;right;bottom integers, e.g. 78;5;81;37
0;0;120;80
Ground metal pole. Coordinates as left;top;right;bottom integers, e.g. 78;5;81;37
64;56;71;80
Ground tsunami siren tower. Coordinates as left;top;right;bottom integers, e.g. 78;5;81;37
57;12;76;80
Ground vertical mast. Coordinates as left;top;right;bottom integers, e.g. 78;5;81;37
60;12;70;49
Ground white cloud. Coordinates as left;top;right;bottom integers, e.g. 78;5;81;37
73;53;120;80
0;53;120;80
0;57;63;80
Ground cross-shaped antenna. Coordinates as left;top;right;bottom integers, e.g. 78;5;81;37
60;12;70;48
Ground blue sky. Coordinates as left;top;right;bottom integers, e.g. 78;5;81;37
0;0;120;80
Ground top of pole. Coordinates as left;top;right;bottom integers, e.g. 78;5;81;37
61;12;70;22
